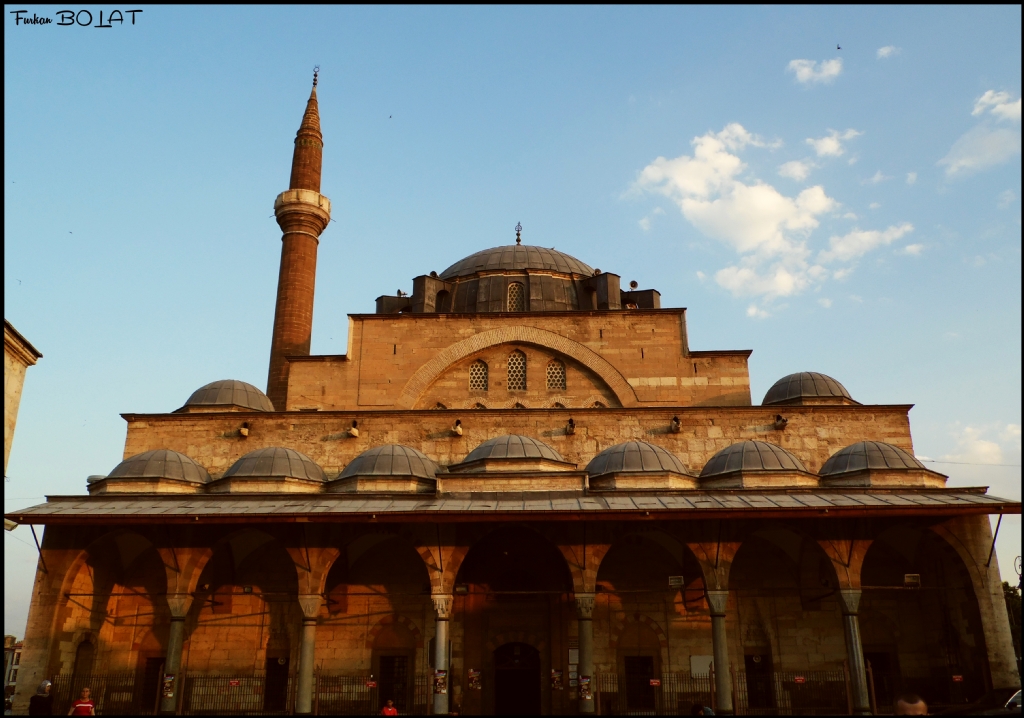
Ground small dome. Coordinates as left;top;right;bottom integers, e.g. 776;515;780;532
463;435;564;463
586;441;691;478
340;445;438;480
762;372;853;405
440;245;594;280
819;441;925;476
104;450;211;484
183;380;275;412
223;447;325;482
700;441;807;477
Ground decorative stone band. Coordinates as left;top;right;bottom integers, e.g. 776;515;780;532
432;593;454;620
274;189;332;234
575;592;595;620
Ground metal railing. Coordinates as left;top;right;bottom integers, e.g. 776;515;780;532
49;672;146;716
180;673;294;715
597;672;714;715
312;673;431;715
733;669;848;715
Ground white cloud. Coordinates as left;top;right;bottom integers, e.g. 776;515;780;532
842;212;858;220
865;170;889;184
787;58;843;85
901;243;924;256
746;304;769;318
877;46;900;59
997;189;1017;208
653;206;665;215
818;298;832;308
638;217;651;231
906;172;917;185
696;271;706;281
848;293;863;302
938;125;1021;177
940;423;1022;465
778;160;813;181
807;129;862;157
834;268;853;280
819;222;914;263
972;90;1022;121
636;123;915;312
869;202;881;209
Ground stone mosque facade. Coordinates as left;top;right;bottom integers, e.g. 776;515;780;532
8;78;1021;716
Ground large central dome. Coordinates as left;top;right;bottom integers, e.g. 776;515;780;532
440;244;594;280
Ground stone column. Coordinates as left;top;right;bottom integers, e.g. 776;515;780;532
295;594;323;715
575;593;596;713
432;594;453;715
706;590;734;715
159;594;193;715
839;589;871;715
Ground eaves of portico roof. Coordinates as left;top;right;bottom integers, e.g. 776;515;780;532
5;488;1018;526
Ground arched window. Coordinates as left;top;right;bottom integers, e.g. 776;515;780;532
507;350;527;391
546;359;567;391
435;290;450;313
469;360;489;391
508;282;526;312
592;400;606;408
472;402;487;409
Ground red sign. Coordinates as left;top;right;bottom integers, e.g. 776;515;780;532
365;680;377;688
649;679;661;687
794;676;806;684
228;680;240;687
952;675;963;682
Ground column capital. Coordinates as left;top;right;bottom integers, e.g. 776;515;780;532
705;589;729;617
432;593;454;619
298;594;323;621
165;593;193;619
838;588;862;616
575;592;596;619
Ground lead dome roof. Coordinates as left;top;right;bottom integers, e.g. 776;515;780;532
223;447;325;482
102;449;211;484
463;435;564;463
763;372;853;405
586;441;692;478
339;445;439;480
440;245;594;280
819;441;925;476
700;441;808;477
183;380;275;412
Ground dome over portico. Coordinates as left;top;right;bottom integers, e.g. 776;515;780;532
439;244;594;280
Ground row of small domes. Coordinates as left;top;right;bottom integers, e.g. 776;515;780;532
97;436;924;486
178;372;855;413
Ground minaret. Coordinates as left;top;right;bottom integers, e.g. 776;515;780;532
266;68;332;410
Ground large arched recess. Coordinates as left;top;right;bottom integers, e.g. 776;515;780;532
724;529;849;714
594;530;706;694
48;530;169;677
395;326;639;408
453;525;573;716
185;529;300;674
859;526;988;708
319;531;431;676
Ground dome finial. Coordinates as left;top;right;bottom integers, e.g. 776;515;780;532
312;65;319;88
515;221;522;245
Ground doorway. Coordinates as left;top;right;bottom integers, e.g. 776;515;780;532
378;655;411;712
139;656;164;714
264;656;289;712
744;653;774;710
494;643;540;715
624;655;656;711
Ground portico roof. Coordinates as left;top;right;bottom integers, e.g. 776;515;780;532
6;488;1018;525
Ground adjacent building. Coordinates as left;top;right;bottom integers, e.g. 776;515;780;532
6;77;1020;716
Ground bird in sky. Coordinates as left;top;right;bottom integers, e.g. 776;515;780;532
837;44;842;50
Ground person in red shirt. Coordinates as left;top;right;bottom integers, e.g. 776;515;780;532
67;687;95;716
381;698;399;715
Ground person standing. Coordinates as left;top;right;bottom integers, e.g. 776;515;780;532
28;681;53;716
893;693;928;715
380;698;399;715
66;687;94;716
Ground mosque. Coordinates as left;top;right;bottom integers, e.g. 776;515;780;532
7;76;1020;716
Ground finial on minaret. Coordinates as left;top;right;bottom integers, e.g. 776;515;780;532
312;65;319;88
515;222;522;245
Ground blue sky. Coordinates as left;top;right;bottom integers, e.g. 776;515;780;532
4;6;1021;636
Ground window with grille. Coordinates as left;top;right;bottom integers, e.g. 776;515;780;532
507;350;527;391
469;360;488;391
508;282;526;312
546;360;567;391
